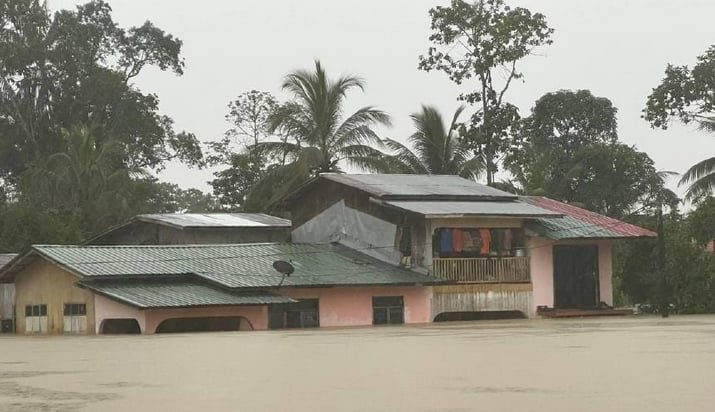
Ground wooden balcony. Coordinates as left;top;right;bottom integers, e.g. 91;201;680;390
432;257;530;283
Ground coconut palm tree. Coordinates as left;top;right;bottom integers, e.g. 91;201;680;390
21;124;141;230
383;105;483;179
681;157;715;201
248;61;393;207
680;120;715;201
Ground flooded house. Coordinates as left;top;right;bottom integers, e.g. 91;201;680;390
285;174;656;320
0;243;439;334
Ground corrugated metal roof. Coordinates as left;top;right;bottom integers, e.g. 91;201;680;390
138;213;291;228
320;174;517;200
520;196;657;239
79;280;295;308
380;200;562;218
0;254;17;267
27;243;442;288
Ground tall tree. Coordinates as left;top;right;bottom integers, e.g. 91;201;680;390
384;105;483;179
208;90;280;210
418;0;553;185
509;90;675;218
508;90;618;195
0;0;202;192
250;60;393;208
644;45;715;201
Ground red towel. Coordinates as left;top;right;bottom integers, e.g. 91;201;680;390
453;229;463;253
480;229;491;255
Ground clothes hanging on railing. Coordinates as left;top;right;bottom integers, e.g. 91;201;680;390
440;228;453;253
479;229;491;255
452;229;463;253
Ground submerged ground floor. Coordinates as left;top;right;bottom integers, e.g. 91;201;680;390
93;285;432;334
1;316;714;412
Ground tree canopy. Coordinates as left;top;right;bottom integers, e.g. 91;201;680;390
0;0;210;251
644;45;715;201
0;0;202;191
419;0;553;185
508;89;675;218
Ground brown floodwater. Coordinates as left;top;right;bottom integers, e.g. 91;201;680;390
1;315;714;412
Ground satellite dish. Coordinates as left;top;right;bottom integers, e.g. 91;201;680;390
273;260;295;287
273;260;295;275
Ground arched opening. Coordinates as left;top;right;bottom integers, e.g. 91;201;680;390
433;311;527;322
154;316;252;334
100;319;142;334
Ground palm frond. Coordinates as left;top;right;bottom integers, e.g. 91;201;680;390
332;106;391;148
382;138;428;174
679;156;715;185
337;144;393;173
252;141;301;158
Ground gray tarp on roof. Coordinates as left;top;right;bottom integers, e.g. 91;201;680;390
380;200;562;218
79;280;295;308
321;174;517;200
23;243;442;288
138;213;291;228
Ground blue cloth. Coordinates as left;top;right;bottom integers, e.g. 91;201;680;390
440;228;453;253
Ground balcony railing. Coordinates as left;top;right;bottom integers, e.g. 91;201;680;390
432;257;530;283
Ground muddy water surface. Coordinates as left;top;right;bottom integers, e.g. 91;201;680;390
1;315;714;411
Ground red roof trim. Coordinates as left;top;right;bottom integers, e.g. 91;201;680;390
527;197;657;238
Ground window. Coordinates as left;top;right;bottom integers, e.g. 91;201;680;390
24;304;48;333
373;296;404;325
433;228;525;258
63;303;87;334
63;303;86;316
269;299;320;329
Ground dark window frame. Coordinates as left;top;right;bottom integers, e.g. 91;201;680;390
25;304;47;318
372;296;405;325
269;299;320;329
64;303;87;317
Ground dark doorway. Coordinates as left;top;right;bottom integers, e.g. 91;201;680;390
155;316;246;333
101;319;141;334
269;299;320;329
433;311;526;322
553;245;600;309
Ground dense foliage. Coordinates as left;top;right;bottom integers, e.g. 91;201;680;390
508;90;675;218
615;199;715;314
644;45;715;201
419;0;553;184
0;0;213;251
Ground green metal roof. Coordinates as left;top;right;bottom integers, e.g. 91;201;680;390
79;280;295;309
27;243;441;289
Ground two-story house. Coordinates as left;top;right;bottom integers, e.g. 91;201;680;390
286;174;656;319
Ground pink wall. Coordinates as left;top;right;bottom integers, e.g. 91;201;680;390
279;286;432;327
94;294;147;333
598;240;613;306
529;237;554;309
144;306;268;334
528;237;614;309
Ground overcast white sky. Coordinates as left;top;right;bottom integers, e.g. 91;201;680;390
50;0;715;199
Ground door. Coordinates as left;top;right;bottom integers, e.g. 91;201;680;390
553;245;600;309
